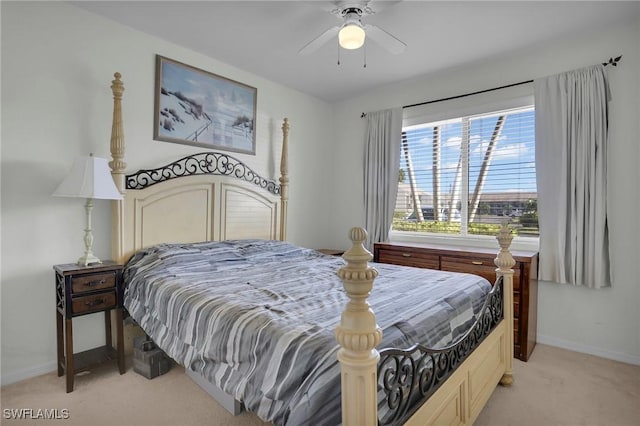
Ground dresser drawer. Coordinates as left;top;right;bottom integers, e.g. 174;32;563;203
71;292;116;315
440;256;521;289
71;272;116;295
376;248;439;269
440;255;497;283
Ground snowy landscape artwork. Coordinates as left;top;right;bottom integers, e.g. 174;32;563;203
154;56;257;155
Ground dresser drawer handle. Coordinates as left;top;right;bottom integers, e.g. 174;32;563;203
85;279;106;287
402;253;412;258
471;261;483;265
85;299;105;307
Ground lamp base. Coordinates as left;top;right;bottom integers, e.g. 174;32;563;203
78;253;102;267
77;198;102;267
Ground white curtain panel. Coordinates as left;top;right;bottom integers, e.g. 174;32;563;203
363;108;402;251
534;64;611;288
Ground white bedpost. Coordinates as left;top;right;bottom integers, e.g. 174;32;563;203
108;72;126;264
335;227;383;426
495;221;515;386
279;118;289;241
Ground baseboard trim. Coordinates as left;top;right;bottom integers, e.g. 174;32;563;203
537;335;640;366
1;361;57;386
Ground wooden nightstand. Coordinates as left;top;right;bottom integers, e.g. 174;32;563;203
54;261;125;392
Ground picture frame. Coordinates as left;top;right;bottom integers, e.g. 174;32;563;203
154;55;257;155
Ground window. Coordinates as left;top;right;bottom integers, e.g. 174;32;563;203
394;105;537;239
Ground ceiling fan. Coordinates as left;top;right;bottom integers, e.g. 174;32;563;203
298;1;406;56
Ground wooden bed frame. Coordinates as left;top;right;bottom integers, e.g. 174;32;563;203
107;73;513;425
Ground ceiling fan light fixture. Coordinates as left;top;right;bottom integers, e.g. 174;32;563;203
338;23;365;50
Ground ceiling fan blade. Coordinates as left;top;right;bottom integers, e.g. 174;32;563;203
364;24;406;54
298;26;340;55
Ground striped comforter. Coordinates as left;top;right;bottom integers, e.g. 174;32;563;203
123;240;492;425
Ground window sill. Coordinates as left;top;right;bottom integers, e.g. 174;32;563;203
388;230;539;253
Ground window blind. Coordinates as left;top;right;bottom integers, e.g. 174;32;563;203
395;105;538;238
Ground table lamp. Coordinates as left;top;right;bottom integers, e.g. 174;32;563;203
53;154;123;266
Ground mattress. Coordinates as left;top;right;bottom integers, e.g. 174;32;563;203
123;239;492;425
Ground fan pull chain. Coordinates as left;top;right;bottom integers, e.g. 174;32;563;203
363;42;367;68
337;42;341;66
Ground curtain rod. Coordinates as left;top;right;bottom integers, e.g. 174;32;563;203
360;55;622;118
403;79;533;110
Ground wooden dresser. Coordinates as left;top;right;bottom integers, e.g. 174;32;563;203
373;241;538;361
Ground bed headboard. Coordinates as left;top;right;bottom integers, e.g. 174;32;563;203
107;73;290;264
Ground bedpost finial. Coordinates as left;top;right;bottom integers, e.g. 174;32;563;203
495;221;515;271
111;72;124;98
348;227;367;245
342;227;372;264
496;221;513;250
340;227;375;276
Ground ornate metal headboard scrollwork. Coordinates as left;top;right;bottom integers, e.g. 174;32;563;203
125;152;281;195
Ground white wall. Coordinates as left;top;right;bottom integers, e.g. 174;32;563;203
0;2;335;384
330;17;640;364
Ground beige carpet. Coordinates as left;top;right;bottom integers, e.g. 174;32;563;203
1;344;638;425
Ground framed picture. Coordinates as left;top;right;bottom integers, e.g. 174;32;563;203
154;55;257;155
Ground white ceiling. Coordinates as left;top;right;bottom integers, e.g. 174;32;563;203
72;1;639;103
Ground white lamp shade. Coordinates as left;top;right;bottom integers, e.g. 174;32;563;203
339;24;365;50
53;155;122;200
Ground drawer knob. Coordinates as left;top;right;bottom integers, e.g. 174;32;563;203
471;261;483;265
85;299;105;307
402;253;412;258
85;279;106;287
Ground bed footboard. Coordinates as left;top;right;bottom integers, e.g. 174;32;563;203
377;276;504;425
336;224;514;426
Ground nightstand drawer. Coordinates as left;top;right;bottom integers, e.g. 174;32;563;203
72;292;116;315
71;272;116;294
